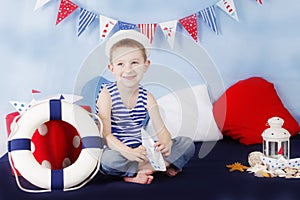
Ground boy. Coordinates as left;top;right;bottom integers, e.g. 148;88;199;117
96;30;195;184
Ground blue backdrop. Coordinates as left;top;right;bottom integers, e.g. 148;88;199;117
1;0;300;156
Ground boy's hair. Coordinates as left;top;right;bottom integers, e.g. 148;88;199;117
109;38;147;64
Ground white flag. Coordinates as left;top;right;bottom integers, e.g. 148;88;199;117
216;0;239;22
34;0;51;11
159;20;177;48
10;101;31;114
99;15;117;40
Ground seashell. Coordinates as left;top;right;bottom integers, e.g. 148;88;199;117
248;151;264;167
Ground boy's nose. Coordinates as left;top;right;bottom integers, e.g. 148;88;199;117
124;64;132;72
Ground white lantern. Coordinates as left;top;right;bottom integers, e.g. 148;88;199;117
262;117;290;159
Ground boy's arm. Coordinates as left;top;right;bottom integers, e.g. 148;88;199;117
147;92;172;156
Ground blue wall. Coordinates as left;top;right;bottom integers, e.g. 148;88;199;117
1;0;300;156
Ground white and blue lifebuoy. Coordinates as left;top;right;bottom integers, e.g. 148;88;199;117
8;99;103;193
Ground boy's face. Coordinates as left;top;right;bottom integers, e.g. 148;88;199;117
108;46;150;88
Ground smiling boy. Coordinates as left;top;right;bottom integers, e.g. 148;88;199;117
96;30;195;184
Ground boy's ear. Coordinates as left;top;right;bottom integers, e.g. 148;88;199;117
108;64;114;72
144;60;150;71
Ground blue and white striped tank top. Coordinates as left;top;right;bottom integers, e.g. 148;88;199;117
97;82;148;148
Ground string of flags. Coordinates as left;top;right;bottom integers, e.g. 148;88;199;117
10;89;83;114
34;0;265;47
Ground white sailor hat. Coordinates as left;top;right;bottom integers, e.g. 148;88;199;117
105;30;151;58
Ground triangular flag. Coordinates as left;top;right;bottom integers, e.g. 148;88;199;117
78;8;97;36
56;0;78;25
179;14;198;42
10;101;31;114
50;94;83;103
99;15;117;40
159;20;177;48
31;89;41;101
216;0;239;22
118;21;136;30
138;24;157;44
34;0;51;11
199;6;219;35
32;89;41;94
256;0;263;5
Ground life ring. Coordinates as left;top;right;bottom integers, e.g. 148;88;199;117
8;99;103;192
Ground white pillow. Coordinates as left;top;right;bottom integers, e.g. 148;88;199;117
146;85;223;141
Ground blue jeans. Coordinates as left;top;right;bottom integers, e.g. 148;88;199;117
100;136;195;177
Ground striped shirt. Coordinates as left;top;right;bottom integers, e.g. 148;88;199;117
96;82;148;148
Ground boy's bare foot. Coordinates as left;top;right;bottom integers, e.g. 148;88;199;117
165;167;182;177
123;169;154;184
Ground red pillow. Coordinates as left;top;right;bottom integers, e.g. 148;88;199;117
213;77;300;145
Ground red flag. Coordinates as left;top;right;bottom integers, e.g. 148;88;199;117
32;89;41;94
138;24;157;44
179;13;198;42
56;0;78;25
256;0;263;5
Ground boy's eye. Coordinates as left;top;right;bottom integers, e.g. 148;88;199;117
117;63;124;67
132;61;139;65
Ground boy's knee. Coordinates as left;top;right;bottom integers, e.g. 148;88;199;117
184;137;195;156
101;149;123;167
173;136;195;157
177;136;194;147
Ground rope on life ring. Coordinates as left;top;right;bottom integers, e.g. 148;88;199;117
8;99;103;193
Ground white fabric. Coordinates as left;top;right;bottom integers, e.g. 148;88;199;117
146;85;223;141
105;30;151;58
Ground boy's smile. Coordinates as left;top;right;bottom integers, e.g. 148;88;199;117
122;74;137;80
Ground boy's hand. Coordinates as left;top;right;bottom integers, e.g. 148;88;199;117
121;145;148;163
154;140;173;157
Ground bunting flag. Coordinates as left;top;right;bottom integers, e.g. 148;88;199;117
138;24;157;44
10;101;31;114
99;15;117;40
34;0;51;11
256;0;263;5
216;0;239;22
56;0;78;25
10;93;83;114
179;13;198;42
159;20;177;48
78;8;97;36
199;6;219;35
118;21;136;30
35;0;266;45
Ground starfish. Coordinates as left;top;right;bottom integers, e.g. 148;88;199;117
226;162;249;172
